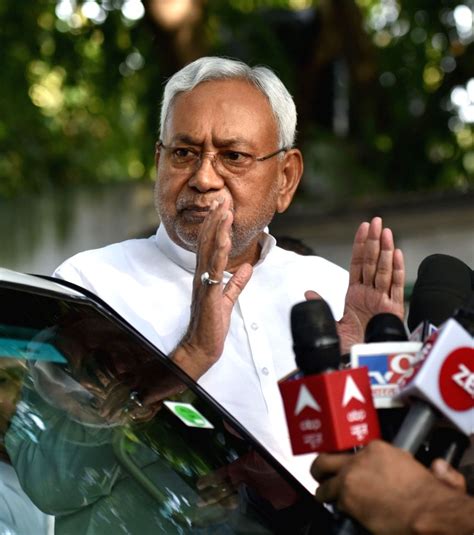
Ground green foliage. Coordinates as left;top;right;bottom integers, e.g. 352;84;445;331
351;0;474;193
0;0;472;199
0;0;159;198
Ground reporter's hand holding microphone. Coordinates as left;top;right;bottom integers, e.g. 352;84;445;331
312;439;474;535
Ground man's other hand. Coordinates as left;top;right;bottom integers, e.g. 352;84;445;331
306;217;405;354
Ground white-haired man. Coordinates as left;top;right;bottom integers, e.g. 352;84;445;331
53;57;404;490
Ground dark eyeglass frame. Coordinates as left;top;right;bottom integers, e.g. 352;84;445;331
157;142;288;175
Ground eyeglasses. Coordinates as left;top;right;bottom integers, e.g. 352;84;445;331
158;142;287;177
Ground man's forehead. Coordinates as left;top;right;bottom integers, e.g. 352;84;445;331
168;132;257;148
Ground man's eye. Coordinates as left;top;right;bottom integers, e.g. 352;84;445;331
222;151;250;165
172;148;197;161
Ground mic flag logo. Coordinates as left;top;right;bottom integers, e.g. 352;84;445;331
342;375;366;406
351;342;422;408
279;367;380;454
439;347;474;412
295;384;322;415
396;318;473;435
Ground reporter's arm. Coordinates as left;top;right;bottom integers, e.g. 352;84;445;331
311;440;474;535
411;487;474;535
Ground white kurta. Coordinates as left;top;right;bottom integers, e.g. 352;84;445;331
54;225;349;491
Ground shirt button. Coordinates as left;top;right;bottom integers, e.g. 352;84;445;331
251;322;258;330
261;367;269;375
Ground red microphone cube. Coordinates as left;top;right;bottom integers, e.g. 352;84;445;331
279;367;380;454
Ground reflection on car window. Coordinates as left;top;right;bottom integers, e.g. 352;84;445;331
0;280;332;534
0;343;54;534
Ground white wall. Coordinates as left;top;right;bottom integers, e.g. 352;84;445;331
1;184;472;283
0;182;158;276
272;194;474;283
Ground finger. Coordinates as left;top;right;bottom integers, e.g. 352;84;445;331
431;458;467;492
304;290;320;301
362;217;382;286
195;198;227;273
196;469;227;489
349;221;369;285
197;198;220;247
310;452;353;482
196;486;236;507
216;494;239;510
206;206;233;281
374;227;394;292
314;478;340;504
223;263;253;308
390;248;405;308
194;199;231;290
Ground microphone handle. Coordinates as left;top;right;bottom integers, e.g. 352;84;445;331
392;400;438;453
415;426;470;469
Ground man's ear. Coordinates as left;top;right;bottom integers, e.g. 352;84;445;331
276;148;303;213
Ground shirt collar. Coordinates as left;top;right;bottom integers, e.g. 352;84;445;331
155;224;277;274
256;229;277;266
155;224;196;273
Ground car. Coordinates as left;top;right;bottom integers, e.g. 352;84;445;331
0;268;335;534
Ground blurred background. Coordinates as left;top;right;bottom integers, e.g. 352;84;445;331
0;0;473;282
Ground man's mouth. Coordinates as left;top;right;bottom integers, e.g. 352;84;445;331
178;204;211;222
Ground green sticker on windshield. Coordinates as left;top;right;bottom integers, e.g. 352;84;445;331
0;338;67;363
163;401;214;429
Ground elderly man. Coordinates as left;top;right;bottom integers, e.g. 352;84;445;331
53;56;404;489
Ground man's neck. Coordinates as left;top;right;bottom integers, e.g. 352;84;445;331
225;236;263;273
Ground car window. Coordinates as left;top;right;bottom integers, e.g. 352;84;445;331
0;272;332;534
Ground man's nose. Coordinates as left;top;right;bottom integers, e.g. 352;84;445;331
187;153;225;192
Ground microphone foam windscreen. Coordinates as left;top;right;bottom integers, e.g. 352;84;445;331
407;254;473;332
365;313;408;343
291;300;340;374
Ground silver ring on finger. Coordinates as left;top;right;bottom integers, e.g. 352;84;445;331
200;271;221;286
128;390;144;408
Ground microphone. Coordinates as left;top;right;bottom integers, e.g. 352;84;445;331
279;300;380;455
350;313;421;441
351;313;422;409
393;295;474;454
365;313;408;343
408;254;473;341
339;301;472;535
402;254;473;465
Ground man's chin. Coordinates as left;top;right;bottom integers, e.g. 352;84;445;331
172;221;259;260
174;228;200;253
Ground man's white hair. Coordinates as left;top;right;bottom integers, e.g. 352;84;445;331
160;56;297;149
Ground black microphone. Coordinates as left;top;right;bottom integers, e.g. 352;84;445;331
291;299;341;375
408;253;473;339
365;312;408;343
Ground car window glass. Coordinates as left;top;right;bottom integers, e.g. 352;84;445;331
0;278;332;534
